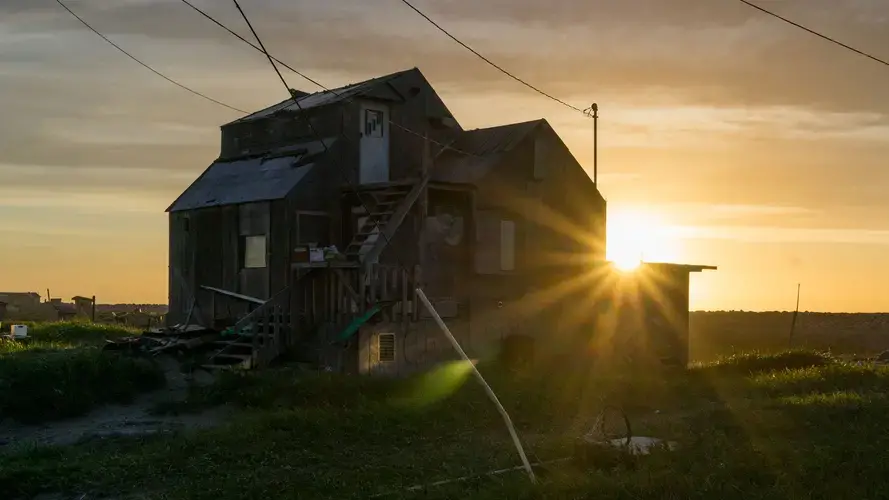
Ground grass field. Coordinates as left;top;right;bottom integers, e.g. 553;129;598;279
0;322;165;423
691;311;889;360
3;348;889;499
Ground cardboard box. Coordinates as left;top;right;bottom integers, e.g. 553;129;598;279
309;248;325;262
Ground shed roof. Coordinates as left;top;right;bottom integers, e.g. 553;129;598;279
433;119;543;184
641;263;718;273
226;68;416;125
167;138;335;212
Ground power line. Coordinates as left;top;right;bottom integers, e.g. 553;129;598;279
230;0;292;95
738;0;889;67
397;0;588;115
228;0;411;269
52;0;247;114
179;0;327;90
177;0;480;158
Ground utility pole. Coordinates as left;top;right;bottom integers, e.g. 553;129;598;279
584;103;599;184
592;103;598;185
788;284;801;348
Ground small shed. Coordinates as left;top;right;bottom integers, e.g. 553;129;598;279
604;262;716;367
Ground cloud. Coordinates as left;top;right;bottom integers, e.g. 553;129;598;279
5;0;887;117
671;225;889;245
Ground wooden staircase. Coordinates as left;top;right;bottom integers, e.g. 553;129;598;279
344;175;430;263
204;287;290;370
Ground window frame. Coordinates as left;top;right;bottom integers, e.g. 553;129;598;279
242;234;268;269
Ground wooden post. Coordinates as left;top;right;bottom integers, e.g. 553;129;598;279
788;283;801;348
402;267;409;329
91;295;96;323
210;291;216;330
359;267;367;314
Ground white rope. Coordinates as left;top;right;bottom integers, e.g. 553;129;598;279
370;458;570;497
415;288;536;484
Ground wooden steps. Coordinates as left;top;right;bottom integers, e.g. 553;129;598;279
343;177;429;262
203;287;292;371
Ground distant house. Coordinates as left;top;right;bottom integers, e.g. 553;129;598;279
167;67;713;373
49;298;78;321
71;296;95;318
0;292;41;313
0;292;49;320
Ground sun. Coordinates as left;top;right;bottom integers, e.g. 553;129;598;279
607;208;679;270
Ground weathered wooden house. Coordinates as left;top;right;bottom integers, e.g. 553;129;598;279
167;67;711;373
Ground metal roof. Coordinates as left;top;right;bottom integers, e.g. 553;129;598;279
167;138;336;212
641;263;718;273
432;120;544;184
227;68;416;125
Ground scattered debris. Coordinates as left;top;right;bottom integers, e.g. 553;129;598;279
102;325;217;357
370;458;572;498
604;436;677;455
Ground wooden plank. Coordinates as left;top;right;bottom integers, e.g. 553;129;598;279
200;286;265;305
292;261;359;270
412;265;420;321
337;273;345;322
401;267;408;326
310;273;317;324
359;268;367;320
328;270;336;322
362;173;431;266
295;210;332;217
369;264;378;308
380;267;388;319
381;267;390;321
333;269;362;311
272;305;280;358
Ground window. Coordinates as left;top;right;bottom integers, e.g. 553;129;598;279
243;235;267;268
365;109;384;138
378;333;396;363
500;220;516;271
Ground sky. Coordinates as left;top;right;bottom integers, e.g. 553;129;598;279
1;0;888;311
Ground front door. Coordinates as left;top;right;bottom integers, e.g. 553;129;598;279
359;103;390;184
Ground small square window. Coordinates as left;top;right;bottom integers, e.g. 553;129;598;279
244;235;267;269
378;333;396;363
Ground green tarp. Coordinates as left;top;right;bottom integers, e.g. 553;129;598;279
337;305;382;341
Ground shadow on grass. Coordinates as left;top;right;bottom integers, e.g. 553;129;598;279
0;348;165;423
10;349;885;499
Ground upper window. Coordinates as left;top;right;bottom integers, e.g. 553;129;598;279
243;235;267;269
365;109;384;138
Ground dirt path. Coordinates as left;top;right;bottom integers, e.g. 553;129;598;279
0;357;228;451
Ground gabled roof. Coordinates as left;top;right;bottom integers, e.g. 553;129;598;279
166;137;335;212
449;119;543;156
226;68;418;126
432;119;544;184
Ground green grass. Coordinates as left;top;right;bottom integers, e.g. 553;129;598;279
0;322;164;424
3;351;889;499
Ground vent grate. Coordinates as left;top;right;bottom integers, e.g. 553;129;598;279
379;333;396;363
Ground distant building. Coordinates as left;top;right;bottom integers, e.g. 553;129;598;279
71;296;95;318
0;292;41;313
